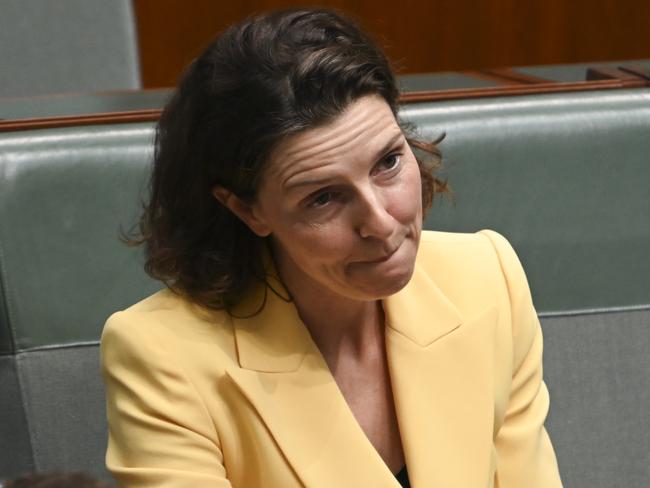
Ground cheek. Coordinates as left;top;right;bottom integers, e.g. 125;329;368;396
388;159;423;223
276;221;355;266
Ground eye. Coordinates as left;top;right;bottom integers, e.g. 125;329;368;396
308;191;334;208
376;153;402;173
384;153;400;169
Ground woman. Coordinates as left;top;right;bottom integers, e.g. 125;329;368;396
101;8;563;487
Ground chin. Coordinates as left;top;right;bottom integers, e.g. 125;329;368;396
356;265;415;300
383;269;415;296
343;238;419;300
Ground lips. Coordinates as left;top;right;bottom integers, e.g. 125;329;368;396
361;242;401;264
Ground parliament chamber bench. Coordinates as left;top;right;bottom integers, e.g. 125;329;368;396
1;66;649;487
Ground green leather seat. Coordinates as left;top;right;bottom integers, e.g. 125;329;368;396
398;72;499;91
403;88;650;313
0;123;161;480
0;0;140;97
1;83;649;486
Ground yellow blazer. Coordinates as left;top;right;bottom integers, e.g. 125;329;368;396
101;230;563;487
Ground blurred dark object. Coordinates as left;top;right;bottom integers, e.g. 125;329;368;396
4;472;111;488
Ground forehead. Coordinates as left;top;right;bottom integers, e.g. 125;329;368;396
265;95;402;186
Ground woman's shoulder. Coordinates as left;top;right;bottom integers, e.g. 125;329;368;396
418;229;505;269
104;288;230;332
418;229;523;273
419;228;513;249
101;288;238;372
416;229;532;315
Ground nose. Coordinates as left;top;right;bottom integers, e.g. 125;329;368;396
356;186;395;241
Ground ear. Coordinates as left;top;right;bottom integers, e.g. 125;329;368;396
212;185;271;237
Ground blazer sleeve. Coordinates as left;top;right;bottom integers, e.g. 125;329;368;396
480;230;563;487
101;312;233;488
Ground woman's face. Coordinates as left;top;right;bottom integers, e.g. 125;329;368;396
234;94;423;302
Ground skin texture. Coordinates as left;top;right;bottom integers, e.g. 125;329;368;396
214;94;423;473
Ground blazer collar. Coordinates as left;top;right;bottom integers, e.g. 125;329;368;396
382;258;463;347
231;254;463;373
230;271;310;372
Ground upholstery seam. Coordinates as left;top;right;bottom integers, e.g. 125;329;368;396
0;340;100;357
13;354;38;471
538;303;650;318
0;217;18;354
124;0;142;87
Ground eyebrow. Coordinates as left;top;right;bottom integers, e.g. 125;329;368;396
284;132;405;192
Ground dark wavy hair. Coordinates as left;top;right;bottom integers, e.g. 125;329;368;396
132;8;449;311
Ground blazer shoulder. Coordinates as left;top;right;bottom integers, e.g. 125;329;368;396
102;288;237;372
417;229;508;270
104;288;230;331
418;229;522;270
415;229;530;318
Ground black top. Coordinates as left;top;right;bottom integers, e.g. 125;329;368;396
395;465;410;487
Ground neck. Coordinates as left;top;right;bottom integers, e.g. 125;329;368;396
272;249;385;369
297;293;385;375
299;294;382;351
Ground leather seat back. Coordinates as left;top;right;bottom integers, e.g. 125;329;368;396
0;123;160;479
0;0;140;97
1;86;649;486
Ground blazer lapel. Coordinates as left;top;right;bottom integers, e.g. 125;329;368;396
227;277;401;487
226;257;499;487
383;264;499;487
